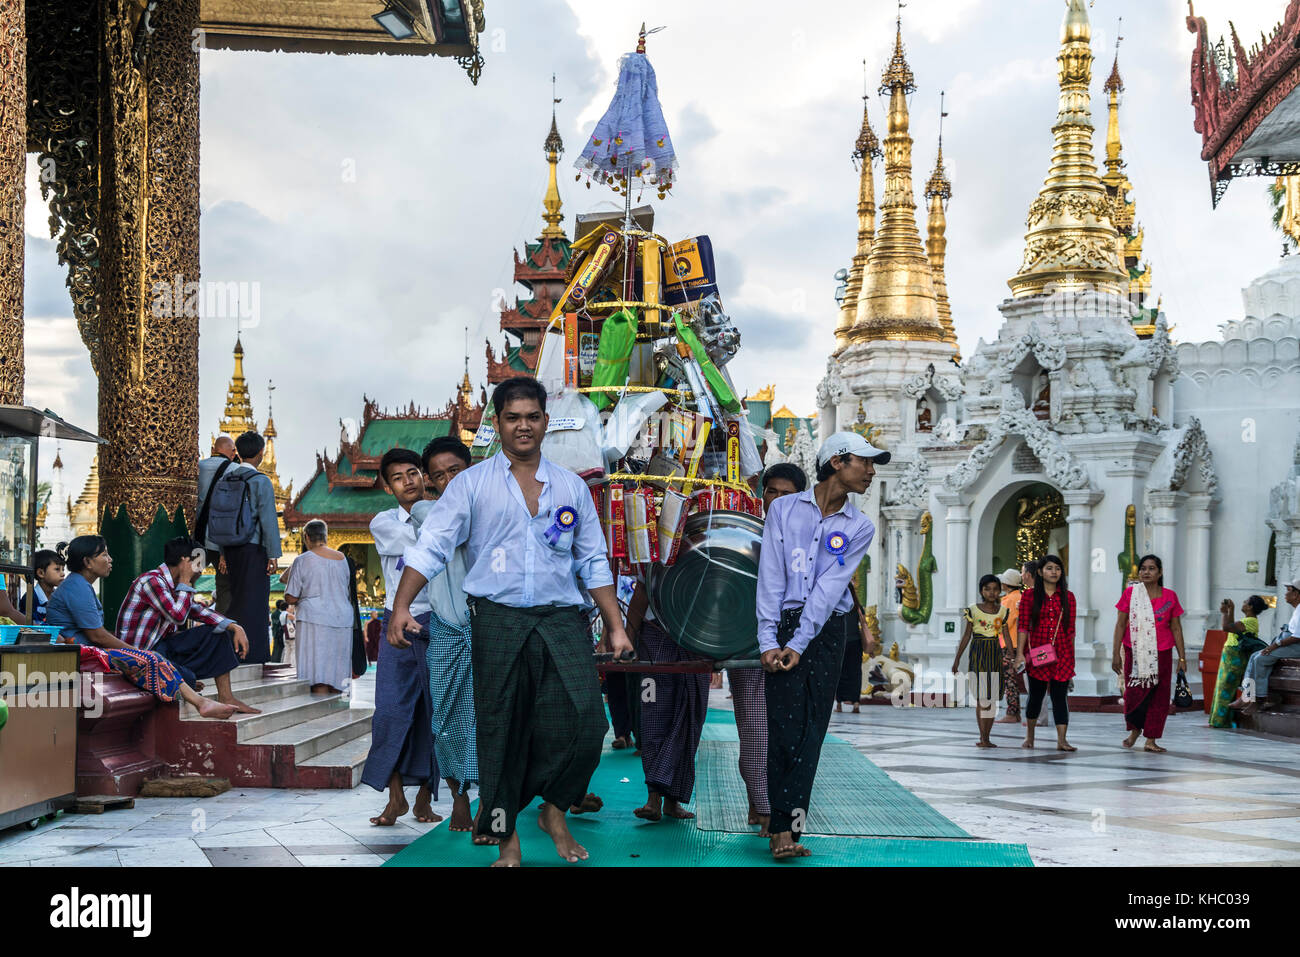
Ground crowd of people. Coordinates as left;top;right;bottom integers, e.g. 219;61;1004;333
9;377;1297;866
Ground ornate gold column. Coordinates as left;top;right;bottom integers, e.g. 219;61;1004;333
97;0;201;618
0;0;24;404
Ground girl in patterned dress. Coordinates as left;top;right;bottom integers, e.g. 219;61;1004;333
953;574;1012;748
1015;555;1077;752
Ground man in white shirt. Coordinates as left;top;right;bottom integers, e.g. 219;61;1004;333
362;448;441;827
390;377;632;867
1234;579;1300;714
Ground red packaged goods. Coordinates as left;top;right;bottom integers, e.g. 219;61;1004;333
608;482;628;558
722;488;742;513
643;487;660;563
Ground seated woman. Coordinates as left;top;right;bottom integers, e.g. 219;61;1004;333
1210;596;1267;729
45;536;235;719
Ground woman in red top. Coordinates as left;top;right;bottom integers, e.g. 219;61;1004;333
1014;555;1076;752
1112;555;1186;753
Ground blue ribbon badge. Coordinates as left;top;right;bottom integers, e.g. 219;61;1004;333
545;506;578;546
826;532;849;566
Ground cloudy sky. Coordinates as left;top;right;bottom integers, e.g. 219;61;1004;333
22;0;1289;502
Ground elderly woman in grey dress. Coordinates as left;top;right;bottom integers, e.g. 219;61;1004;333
283;520;354;694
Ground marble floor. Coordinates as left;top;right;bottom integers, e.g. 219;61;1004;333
2;676;1296;866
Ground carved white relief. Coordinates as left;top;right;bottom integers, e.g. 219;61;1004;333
1164;417;1219;498
996;323;1068;378
816;359;847;410
903;363;963;401
887;455;932;508
944;407;1091;492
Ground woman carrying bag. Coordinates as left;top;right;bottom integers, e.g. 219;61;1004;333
1112;555;1186;752
1015;555;1076;752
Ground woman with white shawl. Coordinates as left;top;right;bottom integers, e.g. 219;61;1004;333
1112;555;1187;753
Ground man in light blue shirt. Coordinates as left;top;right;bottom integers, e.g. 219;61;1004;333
390;377;631;867
757;430;886;861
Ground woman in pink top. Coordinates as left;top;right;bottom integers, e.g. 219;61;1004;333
1111;555;1186;753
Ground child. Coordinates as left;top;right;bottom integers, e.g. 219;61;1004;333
953;574;1012;748
23;547;68;624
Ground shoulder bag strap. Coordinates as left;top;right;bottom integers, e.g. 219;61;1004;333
194;458;234;546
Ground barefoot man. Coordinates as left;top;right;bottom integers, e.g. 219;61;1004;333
364;448;441;827
413;437;494;844
756;432;885;860
389;377;633;867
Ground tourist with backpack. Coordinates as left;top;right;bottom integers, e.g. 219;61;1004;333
196;435;239;613
199;431;281;663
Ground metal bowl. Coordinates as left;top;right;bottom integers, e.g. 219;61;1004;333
648;510;763;661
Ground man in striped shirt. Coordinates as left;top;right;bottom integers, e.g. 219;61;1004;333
116;536;259;714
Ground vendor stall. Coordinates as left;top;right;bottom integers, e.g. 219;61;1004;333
0;406;103;830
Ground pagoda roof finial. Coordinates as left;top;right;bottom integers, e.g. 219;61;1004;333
540;74;567;240
853;65;882;163
881;4;917;95
1105;17;1125;93
926;91;952;201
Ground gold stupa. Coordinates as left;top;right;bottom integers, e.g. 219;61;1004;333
541;89;565;241
1009;0;1127;299
217;335;257;439
851;18;946;343
834;93;881;348
924;119;958;355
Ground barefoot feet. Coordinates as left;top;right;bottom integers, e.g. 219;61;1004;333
538;803;588;863
491;831;522;867
1122;729;1140;749
411;785;443;824
370;793;408;827
769;832;811;860
196;699;237;720
216;694;261;715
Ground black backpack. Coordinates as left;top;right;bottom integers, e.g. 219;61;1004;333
206;468;257;548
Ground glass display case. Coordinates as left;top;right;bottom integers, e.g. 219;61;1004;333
0;408;102;594
0;433;36;574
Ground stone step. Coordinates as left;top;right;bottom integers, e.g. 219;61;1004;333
297;731;373;788
1237;709;1300;738
228;662;268;683
242;707;374;763
185;678;311;710
219;692;354;742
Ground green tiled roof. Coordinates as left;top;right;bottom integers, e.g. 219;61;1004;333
358;418;452;457
294;469;395;517
523;238;572;274
746;399;772;431
771;416;816;455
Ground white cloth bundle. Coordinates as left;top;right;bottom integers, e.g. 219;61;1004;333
1127;583;1159;689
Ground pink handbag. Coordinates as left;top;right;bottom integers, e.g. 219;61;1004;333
1028;611;1062;667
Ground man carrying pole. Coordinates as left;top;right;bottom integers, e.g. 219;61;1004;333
388;376;633;867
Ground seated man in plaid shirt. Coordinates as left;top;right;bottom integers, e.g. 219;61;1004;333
116;536;260;714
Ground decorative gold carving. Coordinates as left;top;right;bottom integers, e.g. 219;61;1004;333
1014;490;1065;567
97;0;202;534
0;0;24;403
1008;0;1127;299
27;1;102;374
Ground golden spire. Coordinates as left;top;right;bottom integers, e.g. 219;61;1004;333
70;452;100;537
1099;23;1153;325
259;380;292;552
218;334;258;438
925;92;958;355
1009;0;1127;299
851;14;945;343
834;68;882;349
541;75;566;240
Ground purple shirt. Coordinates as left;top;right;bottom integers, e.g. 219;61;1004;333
756;487;874;655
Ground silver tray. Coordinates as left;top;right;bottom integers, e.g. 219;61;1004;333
648;510;762;661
